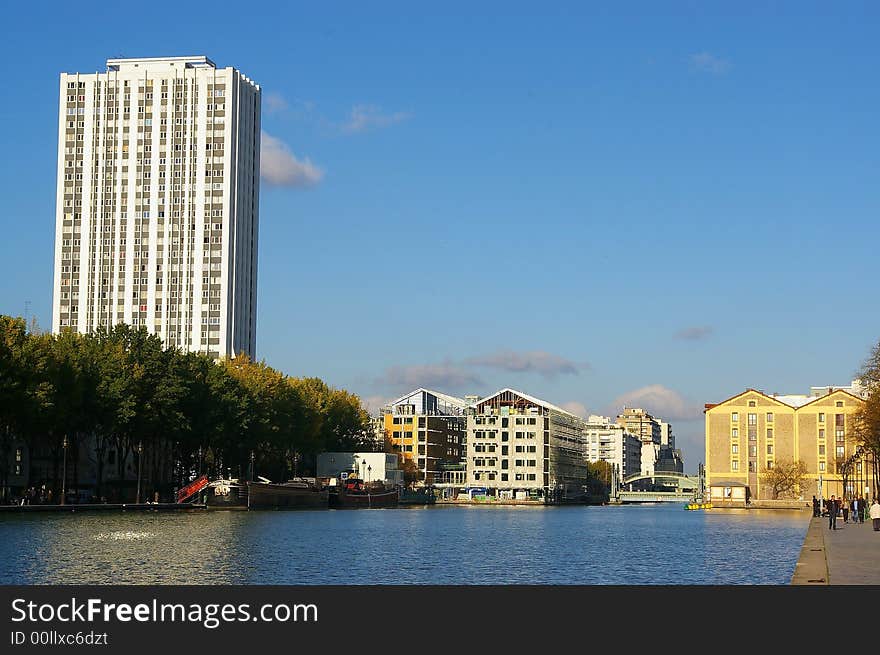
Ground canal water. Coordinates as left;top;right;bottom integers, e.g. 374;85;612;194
0;504;810;585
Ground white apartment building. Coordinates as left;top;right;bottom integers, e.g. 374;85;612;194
466;389;589;502
617;407;663;477
584;415;642;480
52;56;261;359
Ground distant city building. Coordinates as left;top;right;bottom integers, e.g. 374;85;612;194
584;415;642;480
380;388;467;485
52;56;261;359
369;415;386;451
655;420;684;473
809;380;867;399
466;389;589;502
616;407;663;476
704;386;871;504
658;421;674;449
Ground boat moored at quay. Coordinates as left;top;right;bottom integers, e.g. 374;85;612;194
327;477;400;509
246;477;329;510
203;478;249;509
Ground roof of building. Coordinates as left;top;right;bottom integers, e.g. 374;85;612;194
769;394;815;407
470;388;582;420
387;388;467;409
705;387;865;412
106;55;216;70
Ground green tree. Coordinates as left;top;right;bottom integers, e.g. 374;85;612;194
0;316;45;500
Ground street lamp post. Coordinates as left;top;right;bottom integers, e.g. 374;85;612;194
61;435;69;506
136;440;143;504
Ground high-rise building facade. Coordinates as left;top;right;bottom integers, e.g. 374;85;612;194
52;56;260;359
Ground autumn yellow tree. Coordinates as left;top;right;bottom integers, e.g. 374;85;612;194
851;341;880;499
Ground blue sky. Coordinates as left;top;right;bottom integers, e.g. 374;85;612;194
1;2;878;472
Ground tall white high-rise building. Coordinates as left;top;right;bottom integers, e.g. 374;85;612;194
52;56;260;359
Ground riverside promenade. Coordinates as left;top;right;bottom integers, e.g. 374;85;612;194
791;515;880;584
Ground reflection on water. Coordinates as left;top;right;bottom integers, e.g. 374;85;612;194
0;505;810;585
94;531;156;542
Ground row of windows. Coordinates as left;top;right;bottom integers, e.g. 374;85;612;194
731;406;844;423
730;425;843;440
729;450;848;471
67;80;226;90
472;472;537;482
730;460;774;472
732;444;775;455
472;458;538;468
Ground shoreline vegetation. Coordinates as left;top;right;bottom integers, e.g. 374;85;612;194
4;314;879;512
0;315;375;505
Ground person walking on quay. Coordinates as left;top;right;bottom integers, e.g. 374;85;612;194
858;496;866;523
812;495;820;517
828;495;838;530
870;498;880;532
842;497;850;523
850;497;858;524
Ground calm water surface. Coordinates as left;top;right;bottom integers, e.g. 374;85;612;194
0;504;810;585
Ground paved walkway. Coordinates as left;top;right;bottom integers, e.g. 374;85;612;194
792;515;880;584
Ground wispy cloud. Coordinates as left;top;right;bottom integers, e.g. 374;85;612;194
688;52;731;74
674;326;714;341
561;401;589;419
465;350;588;379
340;104;411;134
359;395;392;415
608;384;703;422
372;349;586;394
260;131;324;188
264;92;289;114
377;361;483;391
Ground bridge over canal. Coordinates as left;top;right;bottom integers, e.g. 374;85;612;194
613;471;703;504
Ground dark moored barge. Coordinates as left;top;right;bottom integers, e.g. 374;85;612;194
204;478;249;509
246;478;329;510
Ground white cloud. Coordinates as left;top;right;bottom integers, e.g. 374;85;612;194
260;131;324;188
674;326;714;341
264;93;288;114
340;104;411;134
689;52;731;74
561;401;589;419
608;384;703;421
465;350;588;379
378;361;482;391
359;395;391;416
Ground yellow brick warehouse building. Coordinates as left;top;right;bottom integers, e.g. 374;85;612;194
704;387;873;503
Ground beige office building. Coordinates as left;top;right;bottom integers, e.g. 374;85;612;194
704;385;871;503
52;56;261;359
